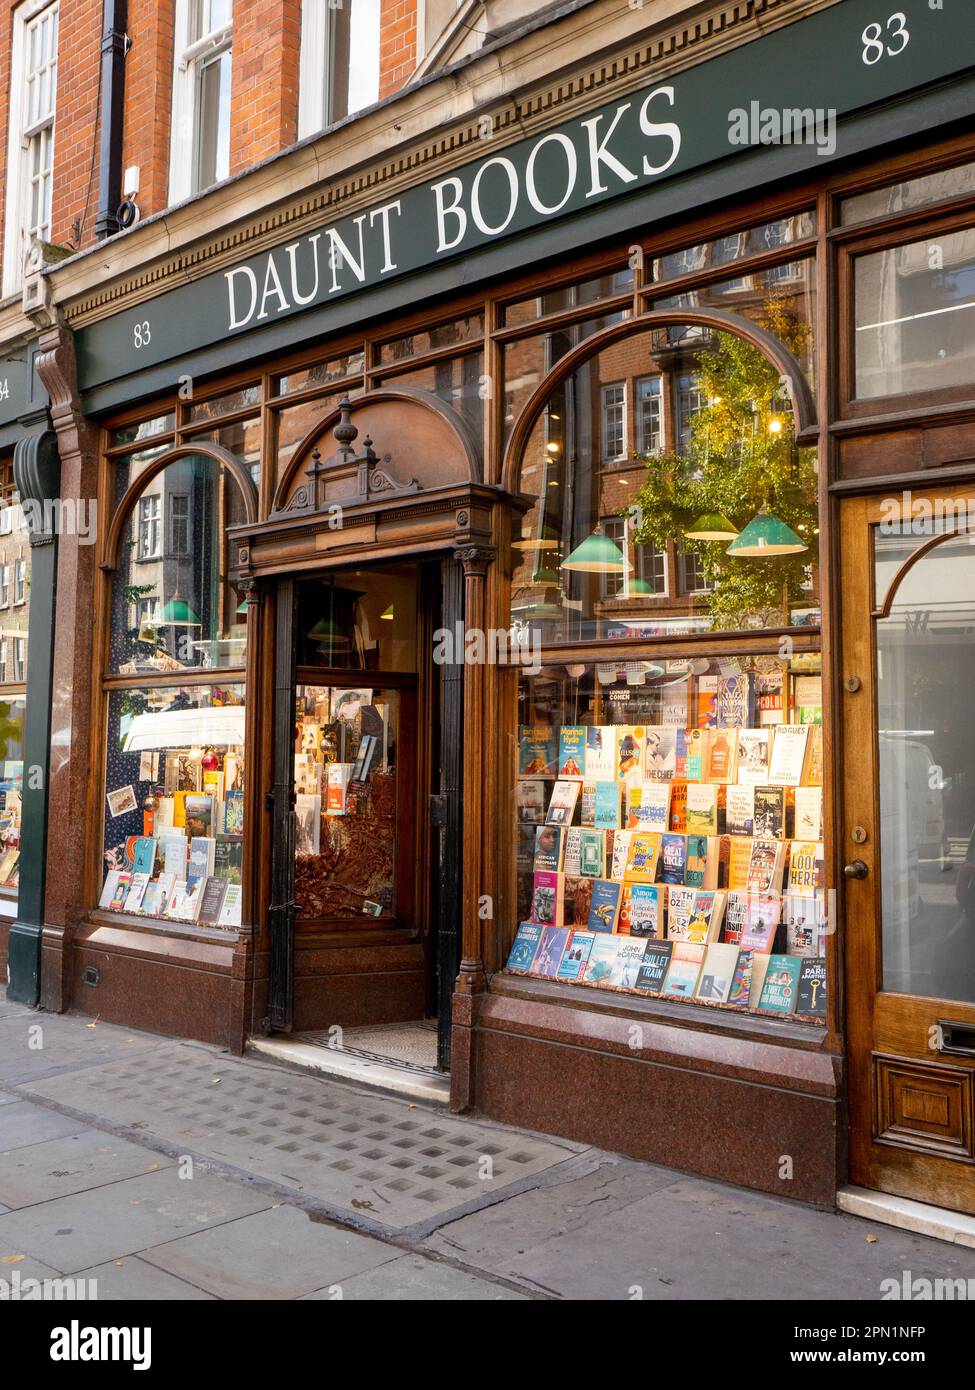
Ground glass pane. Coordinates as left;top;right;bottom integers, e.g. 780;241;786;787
503;268;634;327
0;693;25;889
274;352;365;395
502;309;633;443
295;568;417;671
101;682;246;927
187;385;260;422
275;388;363;484
854;227;975;399
293;683;399;920
329;0;380;122
508;655;827;1017
109;456;249;674
651;213;816;284
109;415;176;449
378;313;483;366
187;417;261;486
196;48;232;190
875;518;975;1002
842;161;975;225
379;352;484;446
511;309;819;642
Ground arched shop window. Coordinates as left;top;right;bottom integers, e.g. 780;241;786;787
506;302;829;1025
100;449;256;929
0;455;29;901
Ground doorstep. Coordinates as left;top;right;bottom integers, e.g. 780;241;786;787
837;1186;975;1248
246;1034;451;1105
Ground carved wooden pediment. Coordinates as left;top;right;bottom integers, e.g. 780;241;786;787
275;396;420;518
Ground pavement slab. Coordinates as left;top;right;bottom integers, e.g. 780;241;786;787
71;1256;217;1301
0;1012;158;1085
0;1164;273;1274
0;1100;92;1153
139;1203;401;1299
0;1130;175;1208
301;1252;529;1300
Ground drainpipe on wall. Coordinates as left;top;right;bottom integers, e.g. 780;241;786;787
6;428;60;1005
94;0;129;241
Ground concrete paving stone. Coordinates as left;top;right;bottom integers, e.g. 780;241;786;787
0;1164;273;1274
0;998;31;1019
301;1252;528;1300
0;1129;175;1208
0;1012;159;1085
141;1202;400;1299
24;1044;581;1231
427;1169;975;1301
72;1255;217;1301
0;1100;92;1153
0;1251;69;1291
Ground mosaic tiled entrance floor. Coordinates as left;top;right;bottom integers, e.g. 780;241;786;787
17;1041;580;1233
297;1021;439;1073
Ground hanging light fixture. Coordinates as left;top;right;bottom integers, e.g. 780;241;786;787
380;603;395;621
512;524;560;551
727;508;808;557
529;563;560;586
560;524;631;574
625;577;656;596
685;513;740;542
158;589;201;627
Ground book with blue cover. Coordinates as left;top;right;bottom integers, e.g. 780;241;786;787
757;953;802;1014
587;878;621;932
556;929;595;982
506;922;543;973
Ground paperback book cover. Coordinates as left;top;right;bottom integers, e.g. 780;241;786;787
722;890;750;945
685;782;719;836
634;939;673;994
530;870;563;927
579;782;597;827
685;890;726;945
562;827;584;877
628;882;664;937
579;829;605;878
736;729;772;785
216;883;243;929
796;957;828;1017
187;836;217;886
609;829;632;881
183;793;214;839
755;670;785;726
506;922;543;973
674;729;691;779
659;832;687;885
519;779;547;825
748;951;773;1007
624;832;661;884
727;949;755;1007
660;680;690;728
757;954;802;1014
788;840;825;897
644;728;677;781
108;872;132;910
594;782;621;830
140;880;167;917
617;882;633;936
753;786;786;840
784;894;827;956
556;929;595;981
793;675;823;725
581;933;622;987
695;675;719;728
684;834;717;890
197;876;229;927
519;726;558;778
740;894;783;952
132;836;156;875
666;885;697;940
727;836;753;890
661;941;706;998
99;870;122;909
747;840;786;907
562;876;595;927
805;725;824;786
616;726;645;782
531;822;561;867
223;789;245;835
725;785;755;837
546;780;580;826
768;724;810;786
793;786;824;841
684;728;706;781
669;781;688;831
124;871;151;912
616;936;647;989
704;728;738;783
715;674;754;728
587;878;622;933
531;926;571;978
696;942;741;1003
584;726;617;782
626;781;671;833
557;726;586;780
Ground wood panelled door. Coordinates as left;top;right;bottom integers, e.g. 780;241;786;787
842;487;975;1213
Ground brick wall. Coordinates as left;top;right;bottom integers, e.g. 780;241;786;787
50;0;102;251
230;0;301;176
121;0;176;222
380;0;418;99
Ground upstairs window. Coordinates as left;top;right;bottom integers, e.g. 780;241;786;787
298;0;381;138
170;0;233;201
2;1;59;297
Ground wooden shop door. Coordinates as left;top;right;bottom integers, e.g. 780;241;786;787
841;488;975;1213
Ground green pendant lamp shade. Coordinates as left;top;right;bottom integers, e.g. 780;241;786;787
626;577;656;595
560;524;631;574
529;563;560;586
159;590;201;626
685;512;740;542
380;603;395;620
727;509;808;557
512;524;560;551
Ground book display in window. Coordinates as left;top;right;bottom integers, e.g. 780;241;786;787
101;685;246;929
510;658;828;1020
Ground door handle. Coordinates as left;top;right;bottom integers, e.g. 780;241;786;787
844;859;868;880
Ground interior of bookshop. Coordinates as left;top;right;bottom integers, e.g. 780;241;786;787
510;661;827;1017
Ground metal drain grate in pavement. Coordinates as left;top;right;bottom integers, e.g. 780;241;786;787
19;1043;578;1231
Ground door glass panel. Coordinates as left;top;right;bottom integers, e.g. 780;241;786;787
295;568;417;671
875;517;975;1001
293;684;399;920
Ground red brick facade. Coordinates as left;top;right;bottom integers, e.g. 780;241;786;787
0;0;419;284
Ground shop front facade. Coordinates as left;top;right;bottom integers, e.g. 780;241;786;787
20;0;975;1214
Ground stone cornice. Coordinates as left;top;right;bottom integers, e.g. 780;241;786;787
51;0;835;331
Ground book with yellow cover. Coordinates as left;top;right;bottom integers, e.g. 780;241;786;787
728;836;753;891
669;781;688;832
686;782;720;837
624;832;662;884
704;727;738;783
787;840;824;897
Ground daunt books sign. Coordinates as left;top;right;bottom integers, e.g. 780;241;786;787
76;0;975;391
